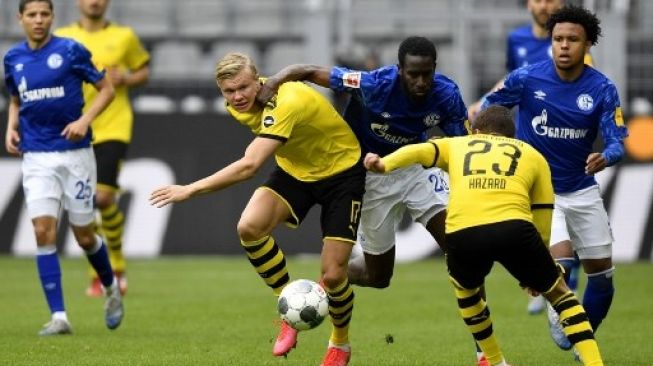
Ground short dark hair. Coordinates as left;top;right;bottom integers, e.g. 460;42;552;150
546;5;601;45
472;106;516;138
19;0;53;14
397;36;437;67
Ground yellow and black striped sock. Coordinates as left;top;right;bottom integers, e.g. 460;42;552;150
100;203;125;273
325;279;354;345
550;290;604;365
451;277;504;366
241;236;289;296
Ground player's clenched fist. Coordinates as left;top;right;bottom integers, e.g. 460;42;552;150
364;153;386;173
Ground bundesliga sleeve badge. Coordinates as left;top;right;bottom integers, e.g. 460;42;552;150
342;72;361;88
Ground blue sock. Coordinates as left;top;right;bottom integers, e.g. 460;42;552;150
567;259;581;291
36;246;65;313
583;267;615;332
85;236;114;288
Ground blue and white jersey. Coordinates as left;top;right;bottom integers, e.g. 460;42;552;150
3;35;105;152
506;24;552;72
330;65;468;156
483;60;628;194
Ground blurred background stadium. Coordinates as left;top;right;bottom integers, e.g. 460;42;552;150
1;0;652;261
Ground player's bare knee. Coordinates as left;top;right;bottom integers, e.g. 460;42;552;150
321;268;348;290
95;192;114;209
236;219;270;242
72;226;97;249
550;240;574;258
582;257;613;274
33;224;56;244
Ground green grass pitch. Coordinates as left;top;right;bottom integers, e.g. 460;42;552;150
1;256;651;365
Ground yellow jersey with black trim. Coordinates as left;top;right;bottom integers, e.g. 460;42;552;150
227;81;361;182
55;22;150;144
428;134;554;234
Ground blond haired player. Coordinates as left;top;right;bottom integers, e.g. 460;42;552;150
150;53;364;366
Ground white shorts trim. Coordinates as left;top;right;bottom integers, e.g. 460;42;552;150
22;148;96;225
26;198;61;220
575;244;612;260
358;164;448;255
550;185;613;259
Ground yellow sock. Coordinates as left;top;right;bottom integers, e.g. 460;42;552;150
101;203;125;272
451;277;503;365
241;236;289;296
548;290;604;366
325;279;354;345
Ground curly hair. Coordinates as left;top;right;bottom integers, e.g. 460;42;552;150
546;5;602;45
397;36;437;67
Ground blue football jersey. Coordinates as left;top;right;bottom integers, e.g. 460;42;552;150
3;36;105;152
483;60;628;193
506;24;552;72
329;65;468;156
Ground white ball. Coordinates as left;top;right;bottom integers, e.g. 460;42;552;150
278;279;329;331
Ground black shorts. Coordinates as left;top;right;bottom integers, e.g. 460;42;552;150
262;161;366;243
94;141;128;190
445;219;560;293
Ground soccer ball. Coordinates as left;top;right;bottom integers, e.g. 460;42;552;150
278;279;329;331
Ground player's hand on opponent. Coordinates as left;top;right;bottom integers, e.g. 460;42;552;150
61;120;90;141
256;79;279;107
5;129;21;155
149;185;192;208
585;152;607;175
467;100;482;121
364;153;386;173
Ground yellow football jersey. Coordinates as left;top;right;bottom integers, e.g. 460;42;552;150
227;81;361;182
382;134;554;240
55;23;150;143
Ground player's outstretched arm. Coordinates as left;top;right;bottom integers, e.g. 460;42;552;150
5;96;21;155
257;64;331;105
380;143;438;173
149;137;281;208
149;184;193;207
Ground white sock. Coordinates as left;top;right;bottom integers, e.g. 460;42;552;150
476;351;485;361
328;341;350;352
83;235;103;255
52;311;68;322
37;244;57;255
104;277;119;295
